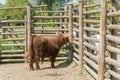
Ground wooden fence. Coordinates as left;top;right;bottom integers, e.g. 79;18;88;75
66;0;120;80
0;0;120;80
0;4;72;63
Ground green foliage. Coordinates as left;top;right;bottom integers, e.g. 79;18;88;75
119;0;120;9
35;0;64;11
0;0;28;20
0;39;22;53
5;0;28;7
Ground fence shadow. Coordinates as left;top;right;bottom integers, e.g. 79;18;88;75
56;60;72;68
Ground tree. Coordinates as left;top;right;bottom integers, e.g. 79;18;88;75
27;0;65;11
0;0;28;20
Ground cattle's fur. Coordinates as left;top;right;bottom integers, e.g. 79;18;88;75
25;32;69;70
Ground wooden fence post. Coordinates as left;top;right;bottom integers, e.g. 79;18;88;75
64;6;68;30
60;8;63;29
68;4;73;62
24;15;27;54
98;0;107;80
79;0;83;71
27;4;32;51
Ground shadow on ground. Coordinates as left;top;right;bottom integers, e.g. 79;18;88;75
41;60;72;70
56;60;72;68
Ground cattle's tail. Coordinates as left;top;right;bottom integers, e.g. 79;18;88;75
29;35;36;60
24;51;30;63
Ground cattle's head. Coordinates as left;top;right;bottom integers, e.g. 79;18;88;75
56;32;69;47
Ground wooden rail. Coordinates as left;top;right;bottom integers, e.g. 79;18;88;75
0;1;120;80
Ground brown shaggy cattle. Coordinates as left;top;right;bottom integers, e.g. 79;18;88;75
25;32;69;70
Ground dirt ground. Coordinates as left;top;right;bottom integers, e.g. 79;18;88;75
0;61;95;80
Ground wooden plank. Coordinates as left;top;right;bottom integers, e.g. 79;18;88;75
73;41;79;46
2;26;25;29
84;36;99;42
33;28;68;32
83;19;100;24
73;52;79;59
33;16;68;19
0;59;25;63
84;64;98;80
84;50;98;62
107;11;120;17
73;38;79;41
106;46;120;55
1;50;24;53
33;22;68;25
1;54;24;57
106;34;120;44
73;29;79;32
83;27;99;32
83;10;100;15
56;57;67;61
73;58;79;65
107;24;120;30
107;70;120;79
4;38;25;41
83;42;99;51
1;20;26;23
105;57;120;68
74;47;79;53
1;32;25;35
73;22;79;26
83;56;98;70
1;44;25;47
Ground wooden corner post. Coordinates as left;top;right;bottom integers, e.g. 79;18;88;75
79;1;83;71
98;0;107;80
68;4;73;62
27;4;32;52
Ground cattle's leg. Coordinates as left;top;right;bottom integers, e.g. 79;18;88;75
35;57;40;70
50;56;56;68
35;51;40;70
29;57;34;70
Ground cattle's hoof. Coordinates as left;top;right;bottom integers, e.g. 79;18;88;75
52;66;55;68
36;68;40;70
29;68;35;71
